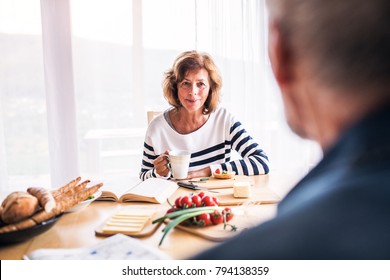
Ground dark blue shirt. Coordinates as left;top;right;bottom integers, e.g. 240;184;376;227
193;104;390;259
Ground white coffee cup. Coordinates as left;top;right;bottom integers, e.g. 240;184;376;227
168;150;191;180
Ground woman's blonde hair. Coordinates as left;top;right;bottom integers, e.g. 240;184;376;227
162;51;222;114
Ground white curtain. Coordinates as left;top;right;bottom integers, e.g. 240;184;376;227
0;0;51;191
0;95;8;189
194;0;322;175
0;0;321;192
41;0;80;189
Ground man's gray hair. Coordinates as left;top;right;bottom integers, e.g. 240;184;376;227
267;0;390;96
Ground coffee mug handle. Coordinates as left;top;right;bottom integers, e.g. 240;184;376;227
164;154;172;171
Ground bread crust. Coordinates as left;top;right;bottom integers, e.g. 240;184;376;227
0;178;103;233
1;192;39;224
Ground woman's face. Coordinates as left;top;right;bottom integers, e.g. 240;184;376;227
177;68;210;114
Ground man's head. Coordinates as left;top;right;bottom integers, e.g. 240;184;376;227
266;0;390;147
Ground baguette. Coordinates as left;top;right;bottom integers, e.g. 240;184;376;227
52;183;103;216
57;180;90;201
0;215;38;233
27;187;56;212
30;183;103;224
51;176;81;199
0;179;103;234
30;209;56;225
33;183;103;224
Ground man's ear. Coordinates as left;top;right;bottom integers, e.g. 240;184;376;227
268;19;293;88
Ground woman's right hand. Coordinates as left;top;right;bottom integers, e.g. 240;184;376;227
153;150;170;177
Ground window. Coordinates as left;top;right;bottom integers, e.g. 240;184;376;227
0;0;49;190
70;0;140;176
0;0;321;192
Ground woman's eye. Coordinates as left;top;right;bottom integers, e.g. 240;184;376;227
181;82;191;88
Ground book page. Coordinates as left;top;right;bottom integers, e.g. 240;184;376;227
97;175;142;201
122;178;178;204
23;234;169;260
100;183;132;201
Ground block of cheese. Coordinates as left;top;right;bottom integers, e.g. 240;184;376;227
101;209;156;235
233;181;252;198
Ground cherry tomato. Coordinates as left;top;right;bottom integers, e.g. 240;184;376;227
222;207;234;222
191;195;202;207
210;210;223;225
196;213;211;226
180;196;192;208
198;191;205;198
215;168;221;174
166;207;176;215
201;195;217;207
175;196;182;208
212;196;220;206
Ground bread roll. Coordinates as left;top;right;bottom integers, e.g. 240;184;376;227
1;191;20;208
1;191;39;224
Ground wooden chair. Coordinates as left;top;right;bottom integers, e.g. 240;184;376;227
147;111;162;124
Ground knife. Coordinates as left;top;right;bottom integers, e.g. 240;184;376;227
177;182;219;193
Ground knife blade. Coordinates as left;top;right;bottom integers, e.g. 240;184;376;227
177;182;219;193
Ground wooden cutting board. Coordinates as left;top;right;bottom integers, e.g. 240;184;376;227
161;204;277;242
215;186;280;206
178;175;280;206
187;175;255;189
169;222;241;242
95;206;163;238
95;220;162;238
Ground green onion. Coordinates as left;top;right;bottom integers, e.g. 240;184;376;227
157;208;217;246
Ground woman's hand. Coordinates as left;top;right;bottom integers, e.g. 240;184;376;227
153;150;170;177
187;167;212;179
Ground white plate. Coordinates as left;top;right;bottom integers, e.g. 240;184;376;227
66;190;102;213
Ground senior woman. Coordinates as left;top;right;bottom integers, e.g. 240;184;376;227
139;50;269;181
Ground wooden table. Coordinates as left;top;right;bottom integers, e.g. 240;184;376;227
0;173;301;260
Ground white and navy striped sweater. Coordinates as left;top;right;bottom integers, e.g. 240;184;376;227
139;107;269;181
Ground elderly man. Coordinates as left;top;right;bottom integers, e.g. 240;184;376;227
193;0;390;259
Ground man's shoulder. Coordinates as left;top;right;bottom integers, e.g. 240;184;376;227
280;140;390;209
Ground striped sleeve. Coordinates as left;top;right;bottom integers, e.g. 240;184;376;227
223;121;270;175
139;142;157;180
139;140;172;181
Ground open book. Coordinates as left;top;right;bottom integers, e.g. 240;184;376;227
98;177;178;204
